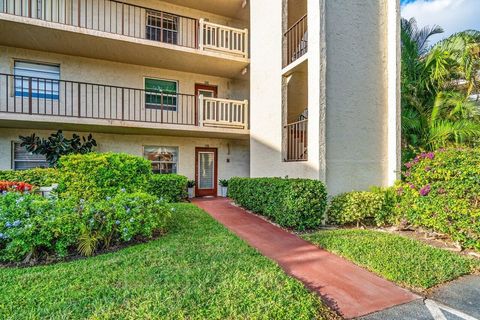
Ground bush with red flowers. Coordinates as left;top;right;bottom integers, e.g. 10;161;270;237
0;181;34;193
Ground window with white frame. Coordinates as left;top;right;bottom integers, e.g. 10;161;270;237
12;142;48;170
143;146;178;174
145;78;178;111
14;61;60;100
145;11;179;44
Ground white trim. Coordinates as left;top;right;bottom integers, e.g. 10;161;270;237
386;0;401;185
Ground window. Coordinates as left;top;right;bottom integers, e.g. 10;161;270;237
143;146;178;174
145;78;178;111
146;11;178;45
14;61;60;100
12;142;48;170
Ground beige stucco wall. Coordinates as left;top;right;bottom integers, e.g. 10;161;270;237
250;0;399;194
249;0;318;180
0;127;250;194
324;0;391;195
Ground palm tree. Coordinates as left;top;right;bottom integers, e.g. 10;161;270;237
401;18;480;160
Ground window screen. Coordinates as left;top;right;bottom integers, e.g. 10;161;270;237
14;61;60;100
145;78;178;111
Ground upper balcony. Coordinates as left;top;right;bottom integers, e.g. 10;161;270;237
283;14;307;70
0;0;249;79
0;73;249;139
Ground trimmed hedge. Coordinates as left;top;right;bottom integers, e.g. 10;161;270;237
396;149;480;250
228;177;327;230
148;174;188;202
0;168;59;186
327;188;397;227
56;153;151;201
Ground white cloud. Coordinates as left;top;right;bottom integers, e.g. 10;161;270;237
402;0;480;44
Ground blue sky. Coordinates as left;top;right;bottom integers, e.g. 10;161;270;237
401;0;480;44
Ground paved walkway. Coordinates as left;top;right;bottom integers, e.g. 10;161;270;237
192;198;419;319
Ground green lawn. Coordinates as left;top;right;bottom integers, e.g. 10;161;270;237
0;204;335;319
303;229;479;290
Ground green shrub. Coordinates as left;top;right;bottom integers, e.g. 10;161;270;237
327;191;386;226
57;153;151;201
0;168;59;186
78;192;171;256
0;192;79;262
228;177;327;230
148;174;188;203
0;191;171;262
397;148;480;250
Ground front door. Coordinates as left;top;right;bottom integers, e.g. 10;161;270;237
195;147;218;197
195;84;217;125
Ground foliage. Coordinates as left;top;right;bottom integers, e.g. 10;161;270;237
228;177;327;230
77;192;170;256
396;148;480;250
401;18;480;159
56;153;151;201
187;180;195;188
0;168;59;186
303;229;479;290
0;191;171;263
327;191;390;227
0;204;334;319
19;130;97;167
218;179;229;187
148;174;188;202
0;181;34;193
0;192;79;262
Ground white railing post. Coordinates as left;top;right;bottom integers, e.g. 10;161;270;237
243;99;249;129
243;28;249;58
198;18;205;51
198;94;204;126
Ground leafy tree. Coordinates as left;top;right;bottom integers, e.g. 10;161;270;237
19;130;97;167
401;18;480;160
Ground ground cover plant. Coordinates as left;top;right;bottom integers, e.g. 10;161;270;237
303;229;479;290
0;204;336;319
228;177;327;230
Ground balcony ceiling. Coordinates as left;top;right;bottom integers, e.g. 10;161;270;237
162;0;249;21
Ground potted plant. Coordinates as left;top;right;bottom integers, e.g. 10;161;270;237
187;180;195;199
219;179;229;197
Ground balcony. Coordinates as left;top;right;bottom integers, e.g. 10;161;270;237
0;0;249;78
283;14;307;68
0;74;249;137
284;119;308;162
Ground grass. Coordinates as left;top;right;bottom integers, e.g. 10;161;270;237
303;229;479;291
0;203;335;319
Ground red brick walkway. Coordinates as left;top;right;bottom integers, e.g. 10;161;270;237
192;197;419;319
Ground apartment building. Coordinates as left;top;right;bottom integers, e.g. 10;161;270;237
0;0;400;196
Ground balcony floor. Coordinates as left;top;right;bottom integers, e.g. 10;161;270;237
0;14;250;80
0;113;249;140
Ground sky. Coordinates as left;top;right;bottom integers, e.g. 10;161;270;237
401;0;480;44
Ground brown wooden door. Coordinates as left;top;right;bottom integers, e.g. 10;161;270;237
195;84;217;126
195;147;218;197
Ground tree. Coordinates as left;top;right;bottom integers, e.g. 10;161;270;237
401;18;480;160
20;130;97;167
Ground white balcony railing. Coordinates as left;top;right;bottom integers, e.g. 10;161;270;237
199;96;249;129
199;19;249;58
